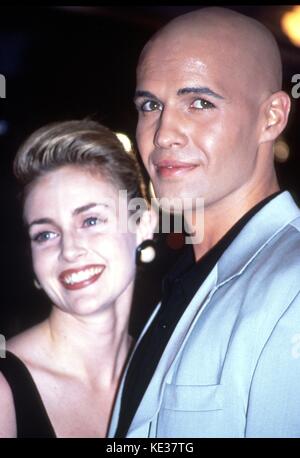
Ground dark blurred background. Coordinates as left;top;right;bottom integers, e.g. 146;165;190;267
0;5;300;340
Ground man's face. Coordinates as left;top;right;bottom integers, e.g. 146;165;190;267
135;33;267;209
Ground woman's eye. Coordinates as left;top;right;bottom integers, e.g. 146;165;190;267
32;231;58;244
83;216;107;227
140;100;162;112
191;98;215;110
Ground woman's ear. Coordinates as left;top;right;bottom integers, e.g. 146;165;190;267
136;206;158;246
259;91;291;143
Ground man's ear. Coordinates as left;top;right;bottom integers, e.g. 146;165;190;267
259;91;291;143
136;206;158;246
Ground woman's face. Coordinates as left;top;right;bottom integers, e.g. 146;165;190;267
24;165;140;317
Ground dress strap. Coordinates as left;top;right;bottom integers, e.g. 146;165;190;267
0;351;56;438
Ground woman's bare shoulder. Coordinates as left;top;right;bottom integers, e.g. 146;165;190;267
7;320;49;363
0;369;17;437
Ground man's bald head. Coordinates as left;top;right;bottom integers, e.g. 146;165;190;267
138;7;282;95
135;6;290;212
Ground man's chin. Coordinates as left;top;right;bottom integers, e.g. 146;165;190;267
150;193;205;214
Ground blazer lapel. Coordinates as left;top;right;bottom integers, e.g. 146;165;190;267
128;265;219;434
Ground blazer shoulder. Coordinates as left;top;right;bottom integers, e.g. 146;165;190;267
272;218;300;260
289;215;300;232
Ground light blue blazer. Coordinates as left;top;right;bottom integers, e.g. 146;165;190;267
109;191;300;438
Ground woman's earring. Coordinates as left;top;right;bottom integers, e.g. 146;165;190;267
33;278;42;290
136;239;156;265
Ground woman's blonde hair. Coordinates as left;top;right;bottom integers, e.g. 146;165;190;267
13;119;147;202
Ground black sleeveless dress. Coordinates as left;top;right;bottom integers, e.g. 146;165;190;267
0;351;56;438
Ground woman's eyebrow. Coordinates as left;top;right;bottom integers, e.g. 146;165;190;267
72;202;104;216
72;202;110;216
27;203;110;229
27;217;55;230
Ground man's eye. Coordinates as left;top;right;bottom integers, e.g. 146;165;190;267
32;232;58;243
140;100;162;112
191;98;215;109
83;216;107;227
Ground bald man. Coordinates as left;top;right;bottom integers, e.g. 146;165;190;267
109;8;300;437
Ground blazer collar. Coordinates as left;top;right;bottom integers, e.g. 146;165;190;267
217;191;300;284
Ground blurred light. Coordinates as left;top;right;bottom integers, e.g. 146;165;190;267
148;181;161;213
166;232;185;250
0;120;9;136
281;6;300;47
274;138;290;162
115;132;132;153
148;181;156;199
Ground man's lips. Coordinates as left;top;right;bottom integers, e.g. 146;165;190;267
154;160;199;178
58;264;105;291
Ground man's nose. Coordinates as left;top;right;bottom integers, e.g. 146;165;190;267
154;108;188;150
60;232;87;263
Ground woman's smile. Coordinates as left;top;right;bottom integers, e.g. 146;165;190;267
59;264;105;291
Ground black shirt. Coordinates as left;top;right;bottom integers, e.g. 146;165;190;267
0;351;56;438
114;192;281;437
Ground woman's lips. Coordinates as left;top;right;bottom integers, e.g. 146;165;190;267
59;264;105;291
154;160;199;178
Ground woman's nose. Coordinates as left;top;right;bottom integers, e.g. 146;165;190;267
60;233;87;263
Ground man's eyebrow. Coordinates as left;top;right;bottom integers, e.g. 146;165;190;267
134;90;161;103
28;203;109;229
134;87;224;102
177;87;224;99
